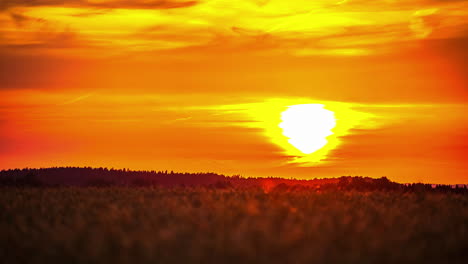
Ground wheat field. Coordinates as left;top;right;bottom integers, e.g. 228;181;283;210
1;187;467;264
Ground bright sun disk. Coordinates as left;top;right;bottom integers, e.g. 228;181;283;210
279;104;336;154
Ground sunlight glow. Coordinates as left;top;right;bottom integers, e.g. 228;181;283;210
212;98;378;165
279;104;336;155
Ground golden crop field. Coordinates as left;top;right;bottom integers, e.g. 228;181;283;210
1;187;467;264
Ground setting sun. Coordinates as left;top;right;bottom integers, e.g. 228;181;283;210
210;98;377;166
279;104;336;155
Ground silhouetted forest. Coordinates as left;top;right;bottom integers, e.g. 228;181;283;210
2;168;468;264
1;167;466;193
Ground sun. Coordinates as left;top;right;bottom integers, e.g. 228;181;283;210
212;98;376;165
279;104;336;155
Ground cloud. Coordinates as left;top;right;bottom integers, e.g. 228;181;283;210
1;0;467;58
1;0;467;98
0;25;87;52
0;0;199;11
9;12;31;27
60;93;94;105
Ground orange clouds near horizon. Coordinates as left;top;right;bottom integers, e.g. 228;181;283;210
1;0;467;183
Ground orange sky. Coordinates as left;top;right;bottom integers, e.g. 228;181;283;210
1;0;467;183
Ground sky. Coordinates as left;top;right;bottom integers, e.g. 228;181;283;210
1;0;467;183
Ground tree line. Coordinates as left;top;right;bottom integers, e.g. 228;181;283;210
0;167;467;193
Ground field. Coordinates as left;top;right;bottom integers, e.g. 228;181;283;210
1;187;468;264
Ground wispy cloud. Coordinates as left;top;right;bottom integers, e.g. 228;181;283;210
1;0;467;58
60;92;94;105
0;0;198;11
